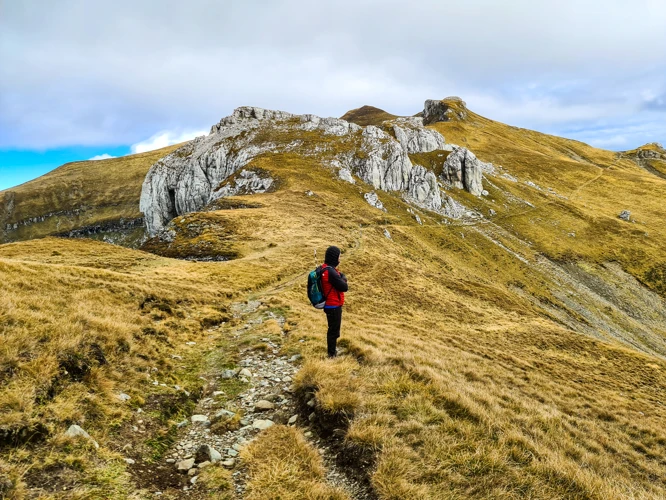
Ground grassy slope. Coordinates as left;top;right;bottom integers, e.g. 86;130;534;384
427;100;666;298
0;145;181;243
2;104;666;498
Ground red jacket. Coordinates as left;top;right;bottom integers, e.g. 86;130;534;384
321;264;348;307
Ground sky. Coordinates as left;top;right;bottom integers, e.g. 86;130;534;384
1;0;666;190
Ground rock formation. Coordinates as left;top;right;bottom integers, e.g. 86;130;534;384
390;117;448;153
422;97;468;125
440;147;493;196
141;103;491;236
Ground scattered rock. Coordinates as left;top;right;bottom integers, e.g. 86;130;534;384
221;459;236;468
288;415;298;425
190;476;198;485
124;458;135;465
619;210;631;221
191;415;209;424
176;458;195;472
64;425;99;449
214;409;236;419
338;168;355;184
254;400;275;411
489;209;496;217
239;368;252;378
383;229;392;240
252;419;274;430
221;369;238;379
118;393;131;402
198;461;211;469
195;444;222;464
364;191;386;211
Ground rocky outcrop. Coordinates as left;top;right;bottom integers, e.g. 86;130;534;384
440;147;493;196
364;192;386;211
140;104;489;236
406;165;442;211
212;169;274;199
390;117;448;153
619;210;631;221
140;107;366;235
423;97;468;125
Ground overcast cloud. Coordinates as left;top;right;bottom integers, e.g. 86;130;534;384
1;0;665;152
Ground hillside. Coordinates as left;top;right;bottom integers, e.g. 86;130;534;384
2;98;666;499
0;144;182;246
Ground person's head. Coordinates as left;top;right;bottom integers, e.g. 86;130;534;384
324;245;341;267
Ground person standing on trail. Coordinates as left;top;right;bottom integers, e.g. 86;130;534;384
321;246;348;358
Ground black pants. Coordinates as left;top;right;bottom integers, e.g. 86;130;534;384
324;307;342;357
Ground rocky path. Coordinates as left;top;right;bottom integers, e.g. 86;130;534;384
135;299;371;499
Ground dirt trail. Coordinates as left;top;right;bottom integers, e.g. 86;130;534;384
129;295;371;499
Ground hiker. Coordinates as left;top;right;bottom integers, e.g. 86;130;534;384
321;246;348;358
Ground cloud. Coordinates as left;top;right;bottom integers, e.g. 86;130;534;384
89;153;116;160
1;0;665;151
130;130;207;154
643;93;666;111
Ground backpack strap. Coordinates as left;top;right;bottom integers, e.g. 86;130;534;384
320;265;335;302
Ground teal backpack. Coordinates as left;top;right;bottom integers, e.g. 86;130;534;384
307;265;332;309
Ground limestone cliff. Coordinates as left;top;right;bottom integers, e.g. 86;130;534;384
140;103;492;236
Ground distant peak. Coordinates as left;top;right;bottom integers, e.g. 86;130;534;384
621;142;666;160
340;105;397;127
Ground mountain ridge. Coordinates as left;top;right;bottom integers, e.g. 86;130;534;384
2;97;666;498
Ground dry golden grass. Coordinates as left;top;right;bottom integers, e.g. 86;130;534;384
340;105;398;127
241;425;349;499
2;101;666;498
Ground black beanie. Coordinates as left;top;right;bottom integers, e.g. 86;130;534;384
324;246;341;266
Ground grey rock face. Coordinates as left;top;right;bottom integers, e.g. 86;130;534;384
391;117;447;153
211;169;273;199
353;126;413;192
423;97;468;125
440;147;490;196
140;104;489;235
406;165;442;211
